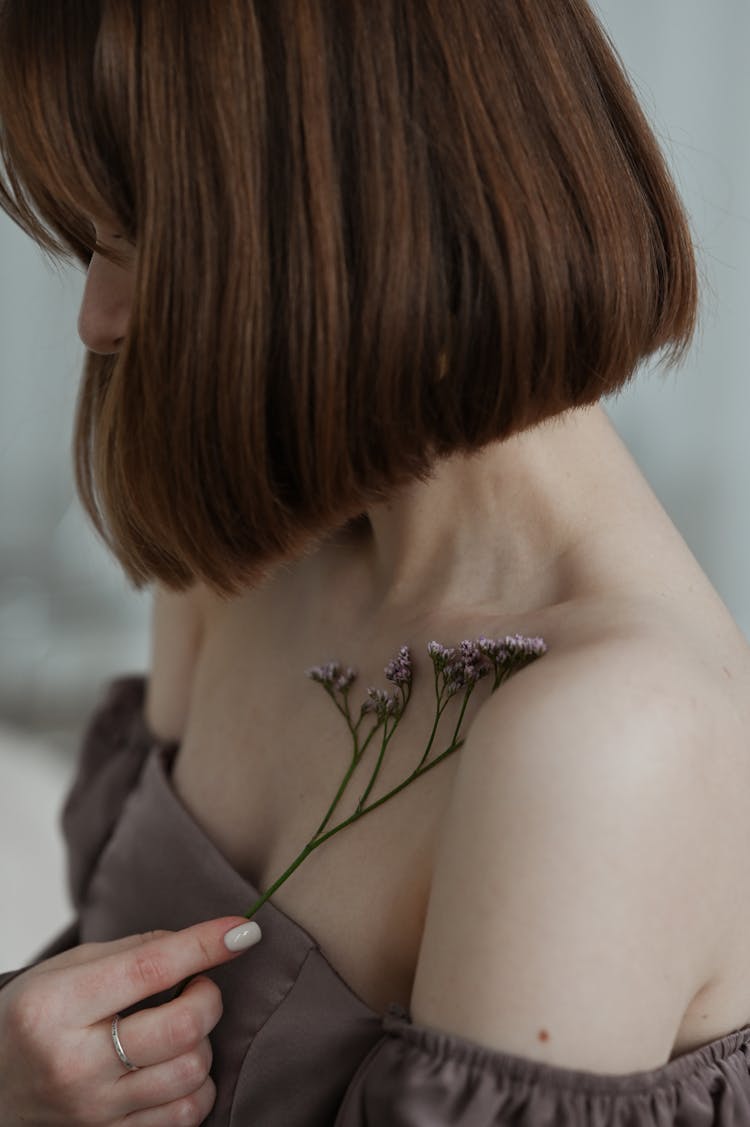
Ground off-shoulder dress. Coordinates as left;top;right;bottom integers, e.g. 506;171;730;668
3;676;750;1125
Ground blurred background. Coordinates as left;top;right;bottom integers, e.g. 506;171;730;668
1;0;748;968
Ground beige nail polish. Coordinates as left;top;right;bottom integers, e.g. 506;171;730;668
224;921;262;952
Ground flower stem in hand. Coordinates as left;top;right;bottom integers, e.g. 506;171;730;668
243;634;546;919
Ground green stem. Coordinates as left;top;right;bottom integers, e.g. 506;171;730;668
243;645;545;920
244;838;319;918
449;681;475;747
313;711;382;838
312;746;361;839
354;737;465;820
492;657;525;691
355;717;394;813
416;667;449;770
492;666;510;692
355;682;411;812
328;685;361;733
243;736;465;920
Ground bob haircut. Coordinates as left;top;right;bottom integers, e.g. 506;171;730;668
0;0;700;596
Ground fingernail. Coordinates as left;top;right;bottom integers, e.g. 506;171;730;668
224;921;262;952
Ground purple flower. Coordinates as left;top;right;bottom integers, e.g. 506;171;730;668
361;686;402;722
384;645;412;686
441;639;493;694
427;641;455;672
310;633;547;716
306;661;358;691
334;668;358;691
477;634;548;663
428;634;547;698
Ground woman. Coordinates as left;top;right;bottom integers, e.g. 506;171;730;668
1;1;749;1124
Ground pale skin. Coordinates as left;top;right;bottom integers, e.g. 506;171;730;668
0;918;262;1126
4;211;750;1120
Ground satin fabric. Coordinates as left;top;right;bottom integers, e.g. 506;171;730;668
3;676;750;1126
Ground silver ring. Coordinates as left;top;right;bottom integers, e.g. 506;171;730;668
111;1014;140;1072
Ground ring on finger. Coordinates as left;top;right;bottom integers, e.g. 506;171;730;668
111;1014;140;1072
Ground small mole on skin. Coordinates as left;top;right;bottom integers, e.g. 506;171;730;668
537;1029;550;1043
722;666;732;679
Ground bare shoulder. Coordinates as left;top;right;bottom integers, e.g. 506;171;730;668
408;622;749;1072
492;621;741;748
528;589;750;761
468;614;750;843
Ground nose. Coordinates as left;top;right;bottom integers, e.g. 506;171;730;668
77;251;134;355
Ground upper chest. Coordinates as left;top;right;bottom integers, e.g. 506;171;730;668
156;586;750;1031
170;612;483;1014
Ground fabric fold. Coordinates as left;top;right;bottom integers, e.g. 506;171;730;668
334;1003;750;1125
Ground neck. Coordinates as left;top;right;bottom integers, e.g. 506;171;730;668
322;404;625;625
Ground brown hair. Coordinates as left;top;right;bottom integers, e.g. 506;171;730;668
0;0;701;595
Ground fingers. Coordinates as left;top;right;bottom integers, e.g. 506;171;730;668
0;926;241;1127
112;1037;213;1114
120;1076;216;1126
65;917;261;1024
106;975;222;1071
35;932;173;973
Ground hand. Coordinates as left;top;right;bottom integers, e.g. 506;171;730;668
0;916;261;1126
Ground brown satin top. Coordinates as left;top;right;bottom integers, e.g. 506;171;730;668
3;675;750;1126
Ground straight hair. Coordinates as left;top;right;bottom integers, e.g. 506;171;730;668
0;0;701;594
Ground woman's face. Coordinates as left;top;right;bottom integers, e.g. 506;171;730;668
77;220;135;355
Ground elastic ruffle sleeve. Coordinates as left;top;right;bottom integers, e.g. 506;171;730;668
334;1004;750;1126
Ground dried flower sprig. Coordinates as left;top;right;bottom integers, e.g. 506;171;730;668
243;634;546;919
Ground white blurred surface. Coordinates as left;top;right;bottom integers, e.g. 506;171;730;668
0;1;749;970
0;728;74;967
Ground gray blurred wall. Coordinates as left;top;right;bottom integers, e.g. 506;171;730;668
0;223;150;747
